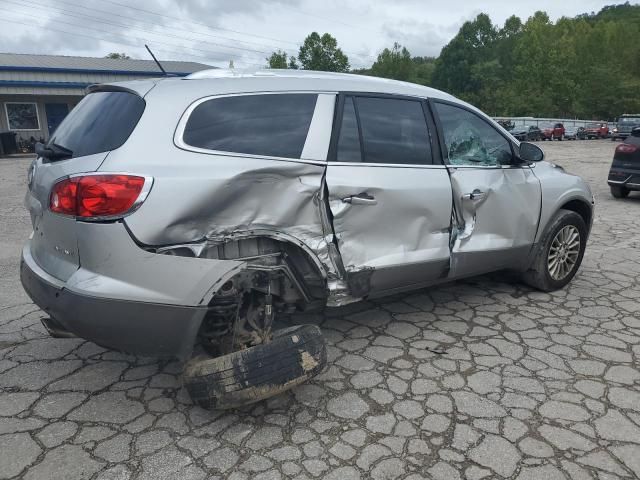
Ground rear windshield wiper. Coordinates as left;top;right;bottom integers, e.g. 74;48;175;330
35;142;73;160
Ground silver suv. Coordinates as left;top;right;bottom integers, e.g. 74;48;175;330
21;70;594;409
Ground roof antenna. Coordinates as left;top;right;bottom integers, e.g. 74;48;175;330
145;44;167;76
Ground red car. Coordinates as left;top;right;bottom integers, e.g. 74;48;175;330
541;122;565;141
584;122;609;139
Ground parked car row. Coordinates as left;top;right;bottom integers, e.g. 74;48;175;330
507;122;623;142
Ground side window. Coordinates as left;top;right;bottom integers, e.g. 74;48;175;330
334;96;433;165
183;93;318;158
336;97;362;162
434;102;513;166
356;97;432;165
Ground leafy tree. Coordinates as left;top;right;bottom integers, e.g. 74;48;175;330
428;4;640;119
410;56;436;86
370;43;413;81
266;50;298;69
105;52;130;59
297;32;349;72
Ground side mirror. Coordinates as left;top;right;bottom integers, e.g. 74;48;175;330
518;141;544;163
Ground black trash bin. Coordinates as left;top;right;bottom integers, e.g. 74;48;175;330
0;131;18;155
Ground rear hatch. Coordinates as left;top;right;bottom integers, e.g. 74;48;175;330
26;86;148;281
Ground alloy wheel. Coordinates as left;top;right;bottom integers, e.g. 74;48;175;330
548;225;581;280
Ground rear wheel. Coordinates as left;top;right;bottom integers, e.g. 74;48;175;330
522;209;587;292
610;185;630;199
184;325;326;410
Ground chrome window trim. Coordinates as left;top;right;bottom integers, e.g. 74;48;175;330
329;162;447;169
174;91;337;165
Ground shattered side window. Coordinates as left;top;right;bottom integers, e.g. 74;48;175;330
183;93;318;159
435;103;512;167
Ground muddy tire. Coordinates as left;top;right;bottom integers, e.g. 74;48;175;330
184;325;326;410
522;209;587;292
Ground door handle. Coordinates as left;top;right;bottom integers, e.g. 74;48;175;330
342;192;377;205
462;189;486;201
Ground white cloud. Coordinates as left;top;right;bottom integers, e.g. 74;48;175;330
0;0;618;68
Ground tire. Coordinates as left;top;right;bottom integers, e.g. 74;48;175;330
522;209;587;292
610;185;630;199
184;325;326;410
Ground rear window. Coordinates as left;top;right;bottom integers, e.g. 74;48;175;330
48;91;145;159
182;94;318;159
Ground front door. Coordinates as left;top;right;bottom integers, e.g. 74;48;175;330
45;103;69;136
432;100;541;278
325;94;453;297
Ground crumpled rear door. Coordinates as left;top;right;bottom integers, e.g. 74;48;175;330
325;94;452;297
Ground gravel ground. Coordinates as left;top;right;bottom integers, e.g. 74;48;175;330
1;140;639;480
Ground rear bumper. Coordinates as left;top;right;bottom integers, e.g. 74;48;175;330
21;243;207;358
20;221;244;358
608;173;640;190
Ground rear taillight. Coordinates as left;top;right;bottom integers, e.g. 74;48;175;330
50;174;150;219
615;144;639;154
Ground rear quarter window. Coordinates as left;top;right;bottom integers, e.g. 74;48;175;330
181;93;318;159
48;91;145;159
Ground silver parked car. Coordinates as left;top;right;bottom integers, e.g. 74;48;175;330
22;70;594;408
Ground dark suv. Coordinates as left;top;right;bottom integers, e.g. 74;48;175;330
608;127;640;198
611;115;640;141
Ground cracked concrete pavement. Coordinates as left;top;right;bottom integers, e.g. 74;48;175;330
1;140;640;479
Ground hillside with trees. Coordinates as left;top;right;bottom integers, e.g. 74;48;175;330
265;3;640;119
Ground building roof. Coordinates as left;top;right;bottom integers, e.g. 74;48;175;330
0;52;211;75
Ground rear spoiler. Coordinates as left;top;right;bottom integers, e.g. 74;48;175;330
86;79;157;98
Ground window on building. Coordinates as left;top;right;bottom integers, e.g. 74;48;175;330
5;103;40;130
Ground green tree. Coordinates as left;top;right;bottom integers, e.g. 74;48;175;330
105;52;130;59
432;13;498;97
297;32;349;72
410;56;436;86
370;43;414;81
266;50;298;69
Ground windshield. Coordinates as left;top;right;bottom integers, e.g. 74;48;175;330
619;117;640;124
586;123;600;128
48;91;145;159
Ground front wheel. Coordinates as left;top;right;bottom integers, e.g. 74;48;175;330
522;209;587;292
610;185;630;199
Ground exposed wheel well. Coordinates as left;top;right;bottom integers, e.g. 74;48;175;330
560;199;592;231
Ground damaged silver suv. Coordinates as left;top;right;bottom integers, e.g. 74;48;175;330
21;70;594;409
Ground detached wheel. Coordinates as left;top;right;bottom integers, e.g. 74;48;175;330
522;209;587;292
610;185;630;199
184;325;326;410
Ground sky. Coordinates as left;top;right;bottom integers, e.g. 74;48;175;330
0;0;621;69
